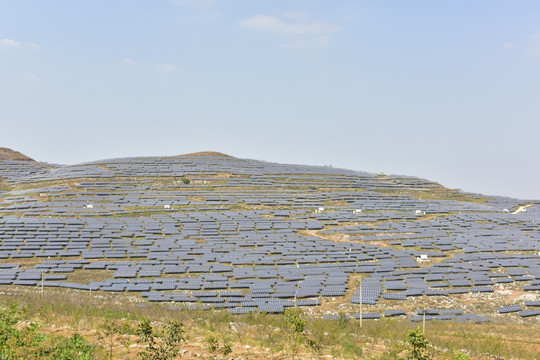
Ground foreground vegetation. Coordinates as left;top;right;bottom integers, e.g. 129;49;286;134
0;286;539;359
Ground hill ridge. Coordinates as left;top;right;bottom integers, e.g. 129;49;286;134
177;151;234;158
0;147;35;162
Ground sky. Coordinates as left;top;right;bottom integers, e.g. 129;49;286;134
1;1;539;200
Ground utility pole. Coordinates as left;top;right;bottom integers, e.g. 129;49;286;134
422;309;426;333
359;280;363;329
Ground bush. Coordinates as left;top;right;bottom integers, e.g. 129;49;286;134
137;318;185;360
52;333;94;360
206;334;232;357
206;334;219;354
453;352;471;360
404;327;432;360
0;304;94;360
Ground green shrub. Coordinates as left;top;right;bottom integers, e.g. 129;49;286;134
284;308;306;360
52;333;94;360
206;334;219;354
0;304;94;360
137;318;185;360
452;352;471;360
206;334;233;357
404;327;432;360
342;339;363;358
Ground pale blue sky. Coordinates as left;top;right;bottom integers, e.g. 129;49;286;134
1;1;539;199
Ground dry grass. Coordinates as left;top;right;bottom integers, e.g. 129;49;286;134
176;151;234;158
2;283;539;359
66;269;114;284
376;187;490;204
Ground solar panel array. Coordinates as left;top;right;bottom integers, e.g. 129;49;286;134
1;155;539;322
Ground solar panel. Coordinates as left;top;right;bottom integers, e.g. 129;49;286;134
498;305;522;314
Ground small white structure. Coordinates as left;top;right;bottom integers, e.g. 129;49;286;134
415;210;424;215
353;209;362;213
163;204;171;210
315;207;325;213
84;204;93;209
416;254;430;263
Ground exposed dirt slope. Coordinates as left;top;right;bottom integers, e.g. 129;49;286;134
177;151;234;158
0;147;35;161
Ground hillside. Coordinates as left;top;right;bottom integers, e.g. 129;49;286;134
177;151;235;158
0;147;35;161
0;151;539;359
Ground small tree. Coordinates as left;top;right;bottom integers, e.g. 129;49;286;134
221;341;233;357
137;318;184;360
305;335;322;360
162;321;185;358
206;334;219;355
101;319;120;360
284;308;306;360
338;312;349;329
404;327;432;360
137;318;156;359
206;334;233;358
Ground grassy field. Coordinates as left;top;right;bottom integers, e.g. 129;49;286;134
1;285;539;360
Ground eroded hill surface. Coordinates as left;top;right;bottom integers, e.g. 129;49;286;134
0;147;35;161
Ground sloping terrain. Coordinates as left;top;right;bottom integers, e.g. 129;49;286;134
0;153;540;358
177;151;235;158
0;147;35;161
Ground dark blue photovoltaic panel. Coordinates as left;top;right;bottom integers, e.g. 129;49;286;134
0;156;539;320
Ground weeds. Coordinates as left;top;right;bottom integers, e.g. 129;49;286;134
0;304;95;359
206;334;233;358
1;288;540;359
